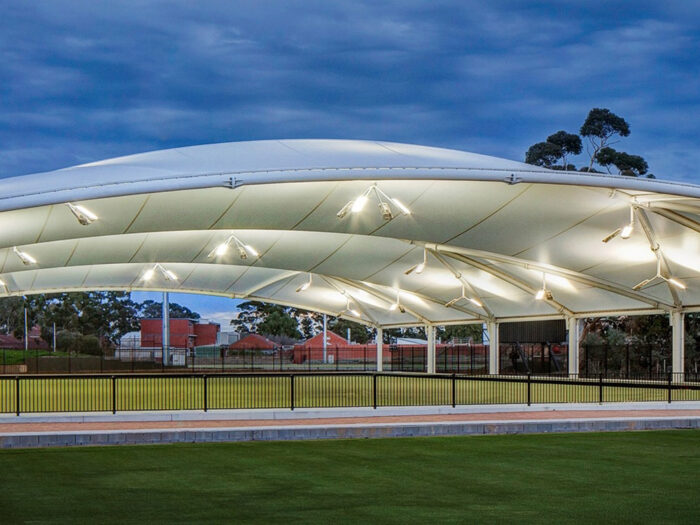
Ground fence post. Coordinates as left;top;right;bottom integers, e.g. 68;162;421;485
111;376;116;414
203;375;208;412
290;374;295;411
373;373;377;409
451;373;456;408
668;372;672;404
527;373;531;406
599;373;604;404
15;376;20;416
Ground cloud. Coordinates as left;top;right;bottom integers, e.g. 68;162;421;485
0;1;698;184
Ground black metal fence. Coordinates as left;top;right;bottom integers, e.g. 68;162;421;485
1;371;698;415
499;343;568;375
4;341;700;378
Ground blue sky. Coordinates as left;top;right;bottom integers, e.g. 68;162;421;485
2;1;699;323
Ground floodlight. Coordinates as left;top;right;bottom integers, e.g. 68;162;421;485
13;247;36;265
379;201;393;220
142;263;177;282
667;277;686;290
632;256;685;291
337;185;411;221
388;289;406;313
603;206;635;243
351;194;368;213
405;249;428;275
535;274;552;300
66;203;98;225
296;274;312;293
208;234;259;260
391;198;411;215
445;284;482;308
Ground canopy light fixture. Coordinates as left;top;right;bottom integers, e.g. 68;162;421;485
13;247;36;265
296;274;313;293
337;184;411;220
535;274;553;301
632;256;686;291
345;298;360;317
66;203;98;225
0;278;6;289
388;289;406;313
142;263;178;282
603;206;635;243
445;284;483;308
405;249;428;275
207;234;259;260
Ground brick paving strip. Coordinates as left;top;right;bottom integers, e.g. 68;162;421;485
3;409;700;434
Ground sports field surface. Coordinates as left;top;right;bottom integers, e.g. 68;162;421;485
0;430;697;523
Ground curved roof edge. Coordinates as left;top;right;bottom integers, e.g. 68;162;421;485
1;139;699;212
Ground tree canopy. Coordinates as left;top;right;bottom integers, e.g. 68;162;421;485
0;292;200;348
525;107;653;177
139;300;201;320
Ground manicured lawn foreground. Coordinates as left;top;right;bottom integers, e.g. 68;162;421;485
1;374;699;413
0;431;698;523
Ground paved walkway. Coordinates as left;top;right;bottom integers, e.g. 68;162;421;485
2;403;699;448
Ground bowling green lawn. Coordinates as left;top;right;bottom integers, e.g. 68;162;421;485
0;430;698;523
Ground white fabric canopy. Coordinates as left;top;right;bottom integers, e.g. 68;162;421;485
1;139;699;327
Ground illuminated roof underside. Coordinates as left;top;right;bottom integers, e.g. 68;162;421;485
1;139;699;328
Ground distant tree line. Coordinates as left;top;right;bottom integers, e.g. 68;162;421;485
0;293;201;355
231;301;483;344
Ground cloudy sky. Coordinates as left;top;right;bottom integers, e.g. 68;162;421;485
2;1;698;323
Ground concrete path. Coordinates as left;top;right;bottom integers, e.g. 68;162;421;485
2;402;699;449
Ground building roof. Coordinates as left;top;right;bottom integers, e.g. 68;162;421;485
229;333;277;349
301;331;348;348
0;139;698;327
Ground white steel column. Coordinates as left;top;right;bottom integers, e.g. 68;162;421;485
322;314;328;364
487;321;499;374
376;327;383;372
671;310;685;381
426;325;436;374
567;317;580;376
162;292;170;366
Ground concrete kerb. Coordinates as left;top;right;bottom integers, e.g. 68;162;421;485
2;415;699;449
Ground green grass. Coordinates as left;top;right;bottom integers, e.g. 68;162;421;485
1;374;699;413
0;431;698;523
0;349;73;365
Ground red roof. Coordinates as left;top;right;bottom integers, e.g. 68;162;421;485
229;333;277;350
300;331;348;348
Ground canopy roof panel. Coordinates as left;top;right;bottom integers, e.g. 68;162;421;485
1;139;699;326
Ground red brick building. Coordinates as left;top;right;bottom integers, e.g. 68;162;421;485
140;319;220;349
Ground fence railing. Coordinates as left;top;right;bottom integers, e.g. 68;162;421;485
4;341;700;378
1;372;698;415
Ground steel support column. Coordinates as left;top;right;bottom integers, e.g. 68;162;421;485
426;325;436;374
162;292;169;366
671;310;685;382
487;321;499;374
376;327;383;372
567;317;580;376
